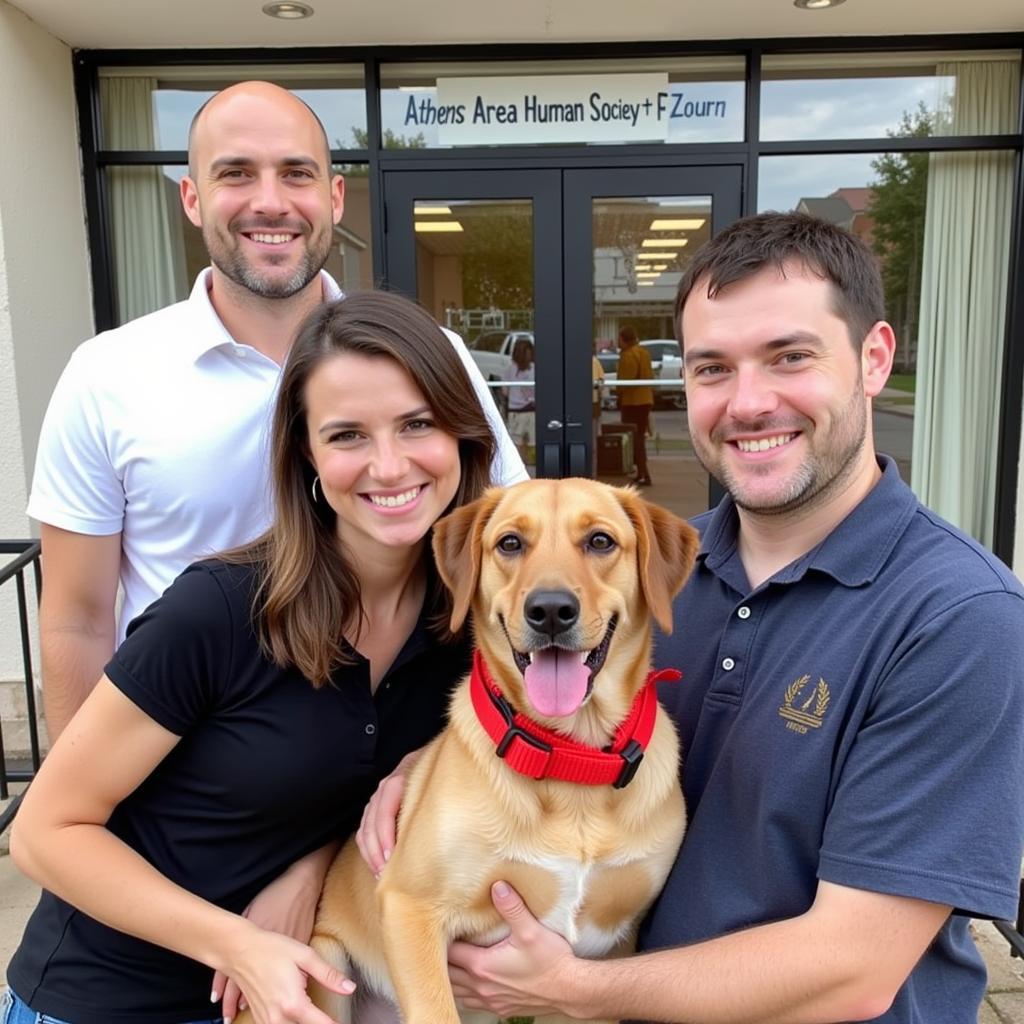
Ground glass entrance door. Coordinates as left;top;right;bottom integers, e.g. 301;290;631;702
563;166;742;518
383;163;742;518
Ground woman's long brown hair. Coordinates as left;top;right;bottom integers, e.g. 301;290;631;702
224;290;497;686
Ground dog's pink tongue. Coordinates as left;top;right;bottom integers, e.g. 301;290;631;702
524;648;590;717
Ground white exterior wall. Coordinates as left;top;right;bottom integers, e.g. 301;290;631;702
0;0;93;684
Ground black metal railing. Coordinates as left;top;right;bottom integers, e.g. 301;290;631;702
0;540;43;834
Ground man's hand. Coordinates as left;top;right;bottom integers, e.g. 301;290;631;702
355;747;425;877
448;881;581;1019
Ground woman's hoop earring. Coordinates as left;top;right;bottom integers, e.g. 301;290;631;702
311;476;321;504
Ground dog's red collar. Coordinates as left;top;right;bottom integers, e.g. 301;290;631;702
469;649;681;788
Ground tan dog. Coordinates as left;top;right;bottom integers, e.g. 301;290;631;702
246;478;698;1024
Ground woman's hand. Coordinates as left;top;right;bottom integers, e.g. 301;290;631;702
222;919;354;1024
212;843;339;1019
355;746;425;876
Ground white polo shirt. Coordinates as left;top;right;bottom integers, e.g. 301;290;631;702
29;269;527;642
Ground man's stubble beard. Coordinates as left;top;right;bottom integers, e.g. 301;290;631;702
691;380;868;518
204;221;333;300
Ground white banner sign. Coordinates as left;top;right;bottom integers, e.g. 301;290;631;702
416;74;682;146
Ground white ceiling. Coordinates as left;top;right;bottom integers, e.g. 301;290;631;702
9;0;1024;51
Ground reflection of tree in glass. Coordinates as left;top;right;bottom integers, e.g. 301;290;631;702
868;103;934;372
349;127;427;150
462;211;533;313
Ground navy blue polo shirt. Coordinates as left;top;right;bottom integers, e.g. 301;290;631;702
9;559;469;1024
643;457;1024;1023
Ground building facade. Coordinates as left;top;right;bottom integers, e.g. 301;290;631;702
1;1;1022;687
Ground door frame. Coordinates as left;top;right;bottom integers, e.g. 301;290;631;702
381;158;745;481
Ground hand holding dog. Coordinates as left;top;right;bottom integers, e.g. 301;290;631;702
355;747;424;876
219;921;354;1024
448;881;584;1020
211;844;338;1019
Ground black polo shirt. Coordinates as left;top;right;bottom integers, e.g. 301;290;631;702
9;559;469;1024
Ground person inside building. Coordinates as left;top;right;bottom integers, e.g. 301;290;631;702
27;80;526;745
7;291;498;1024
616;323;655;486
505;336;536;464
359;213;1024;1024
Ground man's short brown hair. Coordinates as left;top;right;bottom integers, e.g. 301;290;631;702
674;212;885;350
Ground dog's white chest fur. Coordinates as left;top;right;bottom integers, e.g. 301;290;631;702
476;852;651;956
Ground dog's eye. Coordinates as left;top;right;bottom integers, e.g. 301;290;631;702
587;532;617;553
497;534;523;555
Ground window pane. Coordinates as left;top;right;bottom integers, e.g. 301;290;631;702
758;148;1016;548
105;163;372;324
760;51;1020;140
98;66;368;151
591;196;711;519
412;198;537;473
381;57;744;148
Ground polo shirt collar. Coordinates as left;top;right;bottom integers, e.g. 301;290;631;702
182;267;343;363
700;456;917;591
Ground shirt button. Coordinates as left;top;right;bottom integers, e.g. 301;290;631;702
722;657;735;671
364;723;376;735
737;606;751;619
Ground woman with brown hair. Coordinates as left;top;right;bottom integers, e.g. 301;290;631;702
5;291;497;1024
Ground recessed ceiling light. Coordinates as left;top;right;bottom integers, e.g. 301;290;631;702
262;1;314;19
415;205;453;215
414;221;464;233
636;252;676;260
649;264;669;271
794;0;845;8
649;219;705;230
642;238;688;248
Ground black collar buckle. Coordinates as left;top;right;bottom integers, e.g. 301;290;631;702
613;739;644;789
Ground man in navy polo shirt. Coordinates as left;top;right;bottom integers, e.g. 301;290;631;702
446;212;1024;1023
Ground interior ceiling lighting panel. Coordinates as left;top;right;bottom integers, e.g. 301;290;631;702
414;205;453;215
642;238;688;248
649;219;706;230
636;252;677;260
414;221;464;233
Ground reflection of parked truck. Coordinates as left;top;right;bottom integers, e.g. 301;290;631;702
466;329;534;382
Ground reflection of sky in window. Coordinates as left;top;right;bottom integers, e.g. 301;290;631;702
381;80;744;146
760;77;950;140
757;153;880;213
152;88;367;150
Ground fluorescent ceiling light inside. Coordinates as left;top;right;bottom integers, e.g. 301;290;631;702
415;205;453;215
636;252;676;260
649;264;669;271
649;219;705;230
642;238;688;248
415;221;464;233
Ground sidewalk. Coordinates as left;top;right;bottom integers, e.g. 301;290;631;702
0;849;1021;1021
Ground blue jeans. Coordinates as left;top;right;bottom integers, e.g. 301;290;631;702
1;988;223;1024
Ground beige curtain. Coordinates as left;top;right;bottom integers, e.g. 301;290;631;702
911;60;1020;548
100;77;187;323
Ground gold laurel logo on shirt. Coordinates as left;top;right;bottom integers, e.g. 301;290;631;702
778;675;831;734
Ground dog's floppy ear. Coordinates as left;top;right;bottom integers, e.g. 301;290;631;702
616;488;700;634
432;487;505;632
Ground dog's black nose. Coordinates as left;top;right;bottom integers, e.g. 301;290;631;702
524;589;580;637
